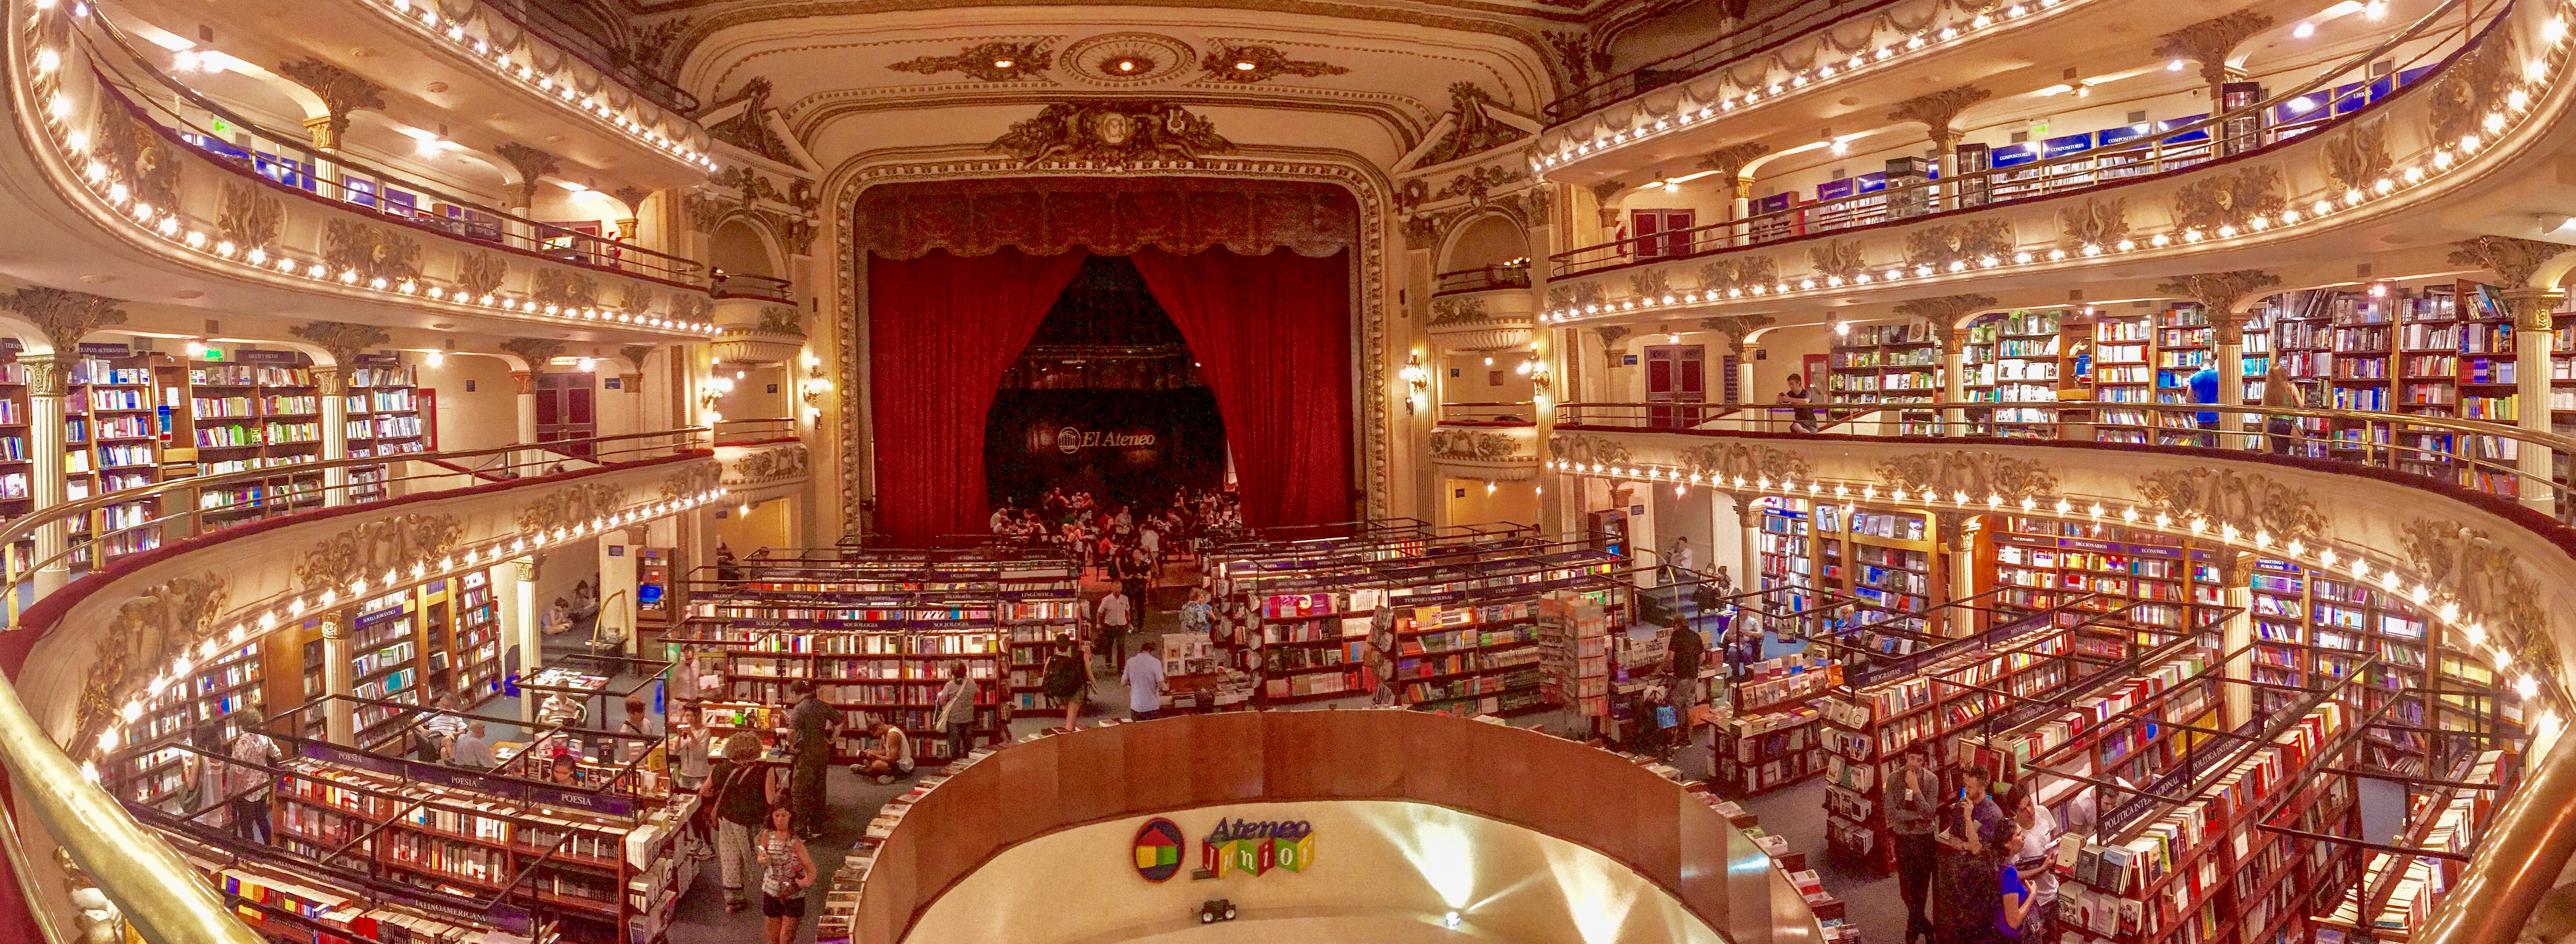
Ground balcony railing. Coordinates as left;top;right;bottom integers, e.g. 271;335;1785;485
1437;401;1541;426
1556;398;2575;517
81;8;708;288
711;272;795;302
713;417;798;445
1550;0;2497;279
1431;261;1531;295
482;0;699;115
1544;0;1895;123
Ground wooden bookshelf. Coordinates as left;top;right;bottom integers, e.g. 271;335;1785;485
344;360;425;502
1827;321;1943;435
1967;308;2069;437
706;599;1013;763
1717;654;1836;795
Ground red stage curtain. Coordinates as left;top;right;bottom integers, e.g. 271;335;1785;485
1131;247;1353;529
869;248;1087;543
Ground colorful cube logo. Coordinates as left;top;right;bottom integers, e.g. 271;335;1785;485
1274;834;1315;872
1133;818;1185;883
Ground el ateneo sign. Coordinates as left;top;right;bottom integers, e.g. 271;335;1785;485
1132;815;1316;882
1047;426;1158;454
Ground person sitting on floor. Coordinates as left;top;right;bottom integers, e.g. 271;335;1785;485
854;720;914;785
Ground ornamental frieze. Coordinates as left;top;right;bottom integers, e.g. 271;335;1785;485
1875;450;2058;503
1697;257;1777;297
74;573;230;756
292;513;465;589
1810;239;1866;282
1548;433;1631;467
2400;518;2556;678
661;463;726;502
1430;430;1520;460
732;444;811;482
2059;198;2129;249
2131;468;2326;544
1679;442;1809;485
518;482;628;536
1427;296;1490;326
2169;165;2284;234
989;101;1234;167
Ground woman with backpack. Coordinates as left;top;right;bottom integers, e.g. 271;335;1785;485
1042;639;1093;732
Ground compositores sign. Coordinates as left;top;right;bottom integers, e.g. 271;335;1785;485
1131;816;1316;882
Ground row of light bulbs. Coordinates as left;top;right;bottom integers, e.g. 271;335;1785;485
1547;457;2563;727
1536;0;2075;170
372;0;716;171
1538;29;2561;326
30;98;719;335
80;488;731;775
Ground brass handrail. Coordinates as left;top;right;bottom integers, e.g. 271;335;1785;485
0;426;717;942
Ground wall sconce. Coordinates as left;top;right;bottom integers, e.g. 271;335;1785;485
700;371;735;424
801;358;831;424
1401;354;1429;414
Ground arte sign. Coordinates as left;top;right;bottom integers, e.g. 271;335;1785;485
1051;426;1158;454
1131;815;1318;882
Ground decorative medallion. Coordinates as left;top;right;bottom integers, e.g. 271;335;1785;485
1060;33;1196;85
731;444;811;482
1428;296;1490;326
2059;198;2129;249
2321;119;2392;192
1432;166;1522;204
2428;28;2518;142
2131;469;2326;544
1629;269;1671;300
519;482;629;535
888;40;1053;82
1810;239;1866;282
321;220;422;283
754;305;805;336
1697;257;1777;297
216;182;284;252
456;250;507;299
1903;220;2013;270
1876;450;2058;503
534;268;600;309
2169;166;2283;234
989;101;1233;167
1200;45;1348;83
74;574;230;757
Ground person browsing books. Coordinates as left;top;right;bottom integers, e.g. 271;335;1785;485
1889;747;1940;944
705;733;780;914
787;681;835;838
1123;640;1167;721
932;663;979;760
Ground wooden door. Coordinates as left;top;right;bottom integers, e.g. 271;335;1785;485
1630;209;1697;260
534;372;596;457
1645;345;1707;428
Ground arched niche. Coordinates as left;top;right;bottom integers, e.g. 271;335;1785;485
1440;212;1530;274
709;218;781;277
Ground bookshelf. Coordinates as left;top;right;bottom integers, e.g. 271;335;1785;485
456;570;505;705
348;590;423;750
1716;654;1836;795
704;597;1012;762
105;640;262;813
1828;321;1943;435
72;351;160;564
2312;749;2517;941
2091;309;2158;444
1966;308;2068;436
344;360;425;502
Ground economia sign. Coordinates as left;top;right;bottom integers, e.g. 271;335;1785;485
1131;816;1316;882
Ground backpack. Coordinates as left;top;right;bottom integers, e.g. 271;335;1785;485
1043;654;1085;699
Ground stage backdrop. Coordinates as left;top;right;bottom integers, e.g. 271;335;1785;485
862;178;1358;543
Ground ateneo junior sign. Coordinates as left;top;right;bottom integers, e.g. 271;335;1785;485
1131;816;1315;882
1051;426;1158;454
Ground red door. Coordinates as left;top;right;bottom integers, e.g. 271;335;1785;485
1630;209;1697;260
1646;345;1706;428
535;372;596;458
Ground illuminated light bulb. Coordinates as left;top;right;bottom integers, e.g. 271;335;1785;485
2121;507;2139;523
2520;676;2541;698
2087;503;2102;518
1954;490;1970;504
2154;512;2172;528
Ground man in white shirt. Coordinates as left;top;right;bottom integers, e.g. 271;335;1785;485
417;693;466;762
449;720;497;769
1139;524;1161;562
1096;588;1132;667
228;707;281;844
1122;642;1167;721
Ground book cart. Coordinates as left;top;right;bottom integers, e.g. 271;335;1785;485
673;547;1080;762
130;696;691;944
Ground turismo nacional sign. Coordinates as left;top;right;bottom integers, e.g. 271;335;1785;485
1131;815;1316;882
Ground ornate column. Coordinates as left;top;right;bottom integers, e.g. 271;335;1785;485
2507;288;2562;511
317;367;350;506
1732;494;1760;599
3;287;128;596
2154;12;2277;152
1943;326;1970;437
619;345;653;443
274;59;385;199
288;322;389;506
1886;85;1992;211
508;556;541;724
1736;343;1758;414
600;528;642;657
2217;552;2255;730
2159;270;2281;448
23;355;69;596
320;618;354;744
1934;512;1974;637
1698;144;1769;248
2452;236;2575;513
501;337;565;472
1525;188;1566;539
494;143;561;252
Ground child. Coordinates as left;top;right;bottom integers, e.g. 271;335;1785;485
755;804;815;944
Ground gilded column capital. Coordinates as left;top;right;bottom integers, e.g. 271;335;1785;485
313;365;347;397
512;556;539;582
2154;11;2276;89
18;353;68;397
511;370;536;396
1886;85;1993;149
2501;287;2564;333
620;373;645;394
318;619;345;640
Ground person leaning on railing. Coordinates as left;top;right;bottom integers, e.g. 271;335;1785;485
2261;360;2301;455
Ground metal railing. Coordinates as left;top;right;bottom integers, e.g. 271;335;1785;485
0;426;712;944
712;417;797;445
711;272;795;302
1431;262;1531;295
1545;0;1896;122
1550;0;2499;278
78;9;708;287
1554;399;2574;512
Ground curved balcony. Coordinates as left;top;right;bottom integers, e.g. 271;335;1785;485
1430;409;1541;480
838;710;1827;944
1544;398;2576;940
1535;0;2564;323
0;427;725;942
0;5;719;341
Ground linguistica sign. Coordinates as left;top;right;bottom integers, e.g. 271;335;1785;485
1131;815;1316;882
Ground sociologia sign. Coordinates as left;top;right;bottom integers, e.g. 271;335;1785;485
1132;815;1316;882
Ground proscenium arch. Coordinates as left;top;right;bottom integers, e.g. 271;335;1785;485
821;152;1401;538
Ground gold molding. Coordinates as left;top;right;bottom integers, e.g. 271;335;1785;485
1875;450;2059;502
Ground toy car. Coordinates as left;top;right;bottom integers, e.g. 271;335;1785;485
1199;899;1236;923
